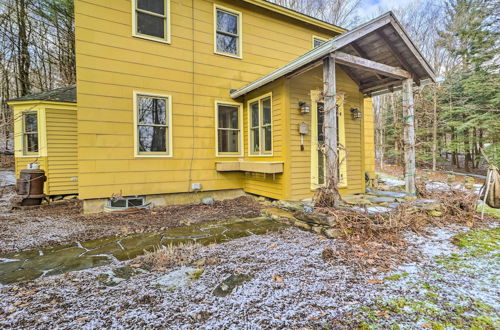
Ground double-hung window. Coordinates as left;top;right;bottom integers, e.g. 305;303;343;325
214;5;242;58
134;92;172;156
23;112;38;155
134;0;170;43
216;102;242;156
249;94;272;156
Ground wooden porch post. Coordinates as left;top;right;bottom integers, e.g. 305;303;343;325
323;54;338;186
402;78;416;195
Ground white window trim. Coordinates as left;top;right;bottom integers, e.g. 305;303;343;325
133;91;173;158
312;35;328;48
215;100;244;157
132;0;171;44
247;92;273;157
213;4;243;59
22;110;40;157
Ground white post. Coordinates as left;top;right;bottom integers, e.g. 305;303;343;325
402;78;416;195
323;54;338;186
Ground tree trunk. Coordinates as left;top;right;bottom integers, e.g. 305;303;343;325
402;79;416;195
16;0;31;96
432;85;438;171
323;55;338;187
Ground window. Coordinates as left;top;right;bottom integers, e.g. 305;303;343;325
23;112;38;155
134;92;172;157
214;5;242;58
313;36;328;48
216;102;242;156
109;196;145;208
133;0;170;43
248;94;272;156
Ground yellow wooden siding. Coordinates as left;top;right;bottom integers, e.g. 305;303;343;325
45;108;78;195
288;66;366;200
75;0;339;200
363;98;376;178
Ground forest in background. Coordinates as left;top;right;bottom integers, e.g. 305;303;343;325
0;0;498;171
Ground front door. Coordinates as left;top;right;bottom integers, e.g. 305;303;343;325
310;90;347;189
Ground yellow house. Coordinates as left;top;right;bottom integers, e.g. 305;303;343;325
9;1;435;213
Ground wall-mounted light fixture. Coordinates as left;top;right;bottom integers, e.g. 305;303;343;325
298;101;310;114
350;107;362;120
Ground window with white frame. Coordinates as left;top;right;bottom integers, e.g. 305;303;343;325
313;36;328;48
249;95;272;155
23;112;39;154
216;103;241;155
134;0;169;42
135;93;171;155
215;6;241;57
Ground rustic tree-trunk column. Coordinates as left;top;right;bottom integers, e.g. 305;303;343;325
323;54;338;187
402;78;416;195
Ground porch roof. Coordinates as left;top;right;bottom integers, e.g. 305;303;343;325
230;11;436;98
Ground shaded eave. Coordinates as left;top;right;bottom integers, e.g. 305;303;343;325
241;0;346;34
230;12;436;99
7;85;76;105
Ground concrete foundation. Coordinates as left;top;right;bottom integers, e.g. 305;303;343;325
83;189;247;214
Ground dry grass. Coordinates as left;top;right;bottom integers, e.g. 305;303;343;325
131;242;201;271
318;182;485;272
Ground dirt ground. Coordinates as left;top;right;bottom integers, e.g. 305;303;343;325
0;184;263;254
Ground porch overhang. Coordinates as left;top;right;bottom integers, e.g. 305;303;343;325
230;11;436;98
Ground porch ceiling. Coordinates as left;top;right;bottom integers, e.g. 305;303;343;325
230;11;436;98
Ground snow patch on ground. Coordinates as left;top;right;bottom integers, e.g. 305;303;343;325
0;170;15;187
1;224;498;328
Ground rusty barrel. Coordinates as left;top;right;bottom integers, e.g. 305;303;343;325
16;169;47;206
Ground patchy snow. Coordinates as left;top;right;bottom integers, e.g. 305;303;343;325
0;170;15;187
0;224;498;328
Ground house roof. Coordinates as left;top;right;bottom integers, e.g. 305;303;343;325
242;0;346;34
230;12;436;98
8;85;76;104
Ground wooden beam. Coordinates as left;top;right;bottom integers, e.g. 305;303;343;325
360;77;401;93
350;42;384;80
334;51;411;79
376;29;420;84
323;55;338;186
402;78;416;195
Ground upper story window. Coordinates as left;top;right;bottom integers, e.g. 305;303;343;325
248;94;272;156
133;0;170;43
313;36;328;48
134;92;172;157
23;112;39;155
216;102;242;156
214;5;242;58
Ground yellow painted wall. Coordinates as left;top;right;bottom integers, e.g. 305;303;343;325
75;0;339;200
11;101;78;195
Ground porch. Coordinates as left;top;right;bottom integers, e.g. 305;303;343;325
220;11;435;200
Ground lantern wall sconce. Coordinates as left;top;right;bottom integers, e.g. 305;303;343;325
350;107;362;119
298;102;310;114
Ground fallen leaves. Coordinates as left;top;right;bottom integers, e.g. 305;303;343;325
367;279;384;285
272;274;284;283
376;310;390;319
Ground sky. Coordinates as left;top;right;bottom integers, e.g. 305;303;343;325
355;0;424;22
